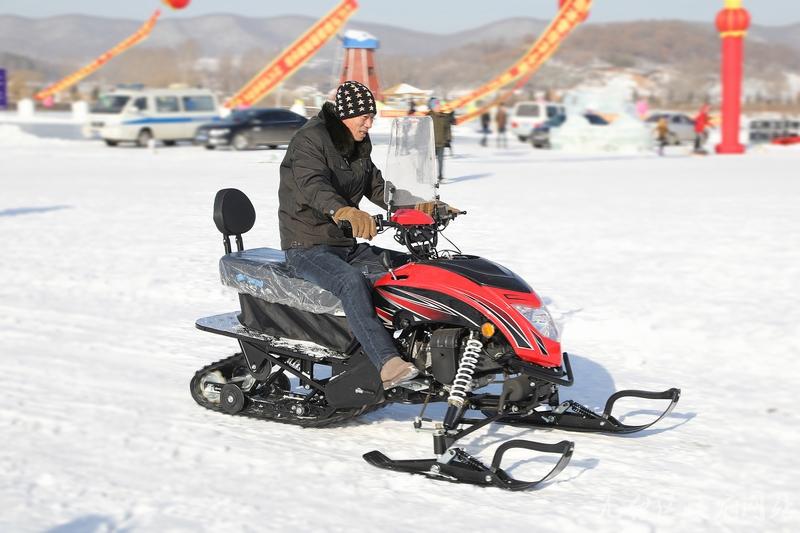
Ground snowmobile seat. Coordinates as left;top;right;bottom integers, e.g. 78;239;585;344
219;247;345;316
213;188;357;351
220;248;357;352
212;188;345;315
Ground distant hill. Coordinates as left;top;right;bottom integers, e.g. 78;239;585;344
0;14;798;105
0;14;549;61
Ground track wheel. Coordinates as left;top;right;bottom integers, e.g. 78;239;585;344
220;383;245;414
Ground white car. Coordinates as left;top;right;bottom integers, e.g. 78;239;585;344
86;87;221;147
645;112;696;145
509;101;565;142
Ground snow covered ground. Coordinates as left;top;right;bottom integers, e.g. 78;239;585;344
1;123;799;532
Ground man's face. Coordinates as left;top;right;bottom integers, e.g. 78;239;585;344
342;113;375;142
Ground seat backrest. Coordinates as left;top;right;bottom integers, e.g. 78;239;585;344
213;188;256;253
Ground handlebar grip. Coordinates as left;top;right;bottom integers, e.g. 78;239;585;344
337;219;353;238
338;215;386;237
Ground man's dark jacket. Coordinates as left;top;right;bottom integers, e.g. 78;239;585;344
278;102;386;249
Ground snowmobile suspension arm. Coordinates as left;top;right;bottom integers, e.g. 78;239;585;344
434;390;511;454
510;351;575;387
246;344;326;393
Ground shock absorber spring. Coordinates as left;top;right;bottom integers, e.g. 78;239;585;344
447;334;483;408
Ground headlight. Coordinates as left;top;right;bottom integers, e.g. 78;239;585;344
511;304;559;341
209;128;230;135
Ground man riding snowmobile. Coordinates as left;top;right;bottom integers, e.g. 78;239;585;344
190;88;681;490
279;81;454;389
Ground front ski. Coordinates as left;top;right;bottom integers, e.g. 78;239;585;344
364;439;574;491
503;388;681;434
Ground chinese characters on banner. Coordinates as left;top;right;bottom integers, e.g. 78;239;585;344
446;0;592;122
34;10;161;102
225;0;358;108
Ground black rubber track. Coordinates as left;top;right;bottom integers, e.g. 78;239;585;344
190;354;384;428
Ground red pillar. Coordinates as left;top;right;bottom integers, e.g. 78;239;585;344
715;1;750;154
339;48;382;101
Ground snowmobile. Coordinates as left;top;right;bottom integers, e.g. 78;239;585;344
191;117;680;491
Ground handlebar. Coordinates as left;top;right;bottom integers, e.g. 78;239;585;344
337;208;466;259
336;214;399;238
337;209;466;237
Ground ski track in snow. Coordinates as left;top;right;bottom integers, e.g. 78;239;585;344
1;126;799;532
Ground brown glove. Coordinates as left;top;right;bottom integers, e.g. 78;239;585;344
333;206;377;240
414;200;459;217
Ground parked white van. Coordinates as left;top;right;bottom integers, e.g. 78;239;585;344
86;88;221;146
509;101;565;142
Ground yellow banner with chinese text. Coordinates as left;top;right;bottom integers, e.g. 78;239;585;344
35;10;162;101
446;0;592;122
225;0;358;108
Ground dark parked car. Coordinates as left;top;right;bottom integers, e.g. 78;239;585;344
195;108;307;150
530;113;608;148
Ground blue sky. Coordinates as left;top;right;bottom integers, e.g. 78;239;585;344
0;0;797;31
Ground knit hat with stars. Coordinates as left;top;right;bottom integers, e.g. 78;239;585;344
334;81;376;120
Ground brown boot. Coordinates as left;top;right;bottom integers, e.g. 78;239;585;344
380;356;419;389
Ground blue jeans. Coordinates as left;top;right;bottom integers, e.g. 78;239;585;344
285;243;409;369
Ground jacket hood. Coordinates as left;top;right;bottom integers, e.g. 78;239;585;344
319;101;372;160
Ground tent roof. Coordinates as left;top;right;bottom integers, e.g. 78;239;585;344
383;83;432;96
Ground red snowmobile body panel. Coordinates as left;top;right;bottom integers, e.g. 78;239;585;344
373;260;562;368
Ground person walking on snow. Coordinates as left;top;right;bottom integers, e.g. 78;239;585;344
445;110;456;156
278;81;454;389
495;104;508;148
480;110;491;147
655;116;671;156
427;98;451;182
693;104;711;154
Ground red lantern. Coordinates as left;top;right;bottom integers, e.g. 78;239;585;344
715;7;750;36
162;0;191;10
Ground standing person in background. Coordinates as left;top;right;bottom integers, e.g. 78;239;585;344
428;98;450;182
444;110;456;156
480;110;491;147
693;104;711;154
407;98;416;116
655;116;671;156
495;104;508;148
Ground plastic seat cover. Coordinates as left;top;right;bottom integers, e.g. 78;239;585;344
219;248;345;316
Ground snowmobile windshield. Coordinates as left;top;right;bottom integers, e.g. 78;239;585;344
383;116;437;209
